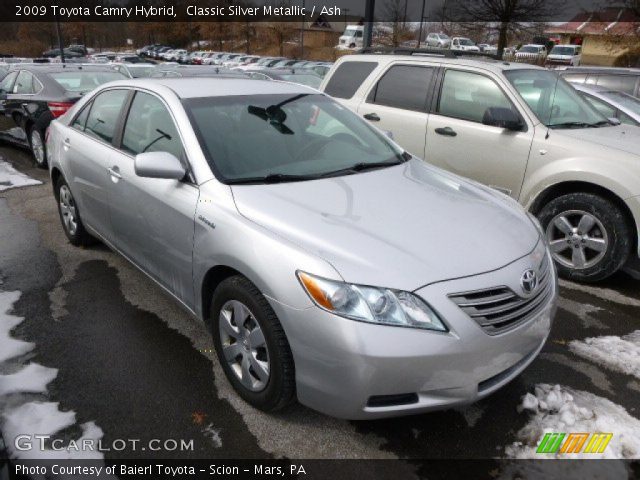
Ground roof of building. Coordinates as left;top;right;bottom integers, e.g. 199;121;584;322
546;7;640;36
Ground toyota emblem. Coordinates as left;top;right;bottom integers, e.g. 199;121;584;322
520;269;538;295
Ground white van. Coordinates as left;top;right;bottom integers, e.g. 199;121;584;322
545;44;582;67
338;25;364;49
450;37;480;52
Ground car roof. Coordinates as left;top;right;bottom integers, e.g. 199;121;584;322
109;77;318;98
339;52;545;73
10;64;120;73
559;66;640;74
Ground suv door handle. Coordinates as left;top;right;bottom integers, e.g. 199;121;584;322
107;166;122;180
435;127;457;137
363;113;380;122
63;138;71;149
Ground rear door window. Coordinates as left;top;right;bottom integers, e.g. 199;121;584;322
368;65;435;112
14;71;35;94
0;71;18;94
84;89;128;144
323;61;377;99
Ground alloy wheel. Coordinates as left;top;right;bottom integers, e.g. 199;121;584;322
31;130;45;166
59;185;78;236
546;210;608;270
218;300;270;392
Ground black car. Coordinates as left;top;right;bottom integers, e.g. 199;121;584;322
0;65;126;167
559;67;640;97
149;65;246;78
42;48;84;59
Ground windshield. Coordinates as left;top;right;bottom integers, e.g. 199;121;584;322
184;93;405;183
49;71;127;93
550;46;577;55
504;69;607;128
519;46;541;53
601;90;640;116
459;38;474;46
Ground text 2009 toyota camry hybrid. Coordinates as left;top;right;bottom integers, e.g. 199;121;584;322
46;78;557;419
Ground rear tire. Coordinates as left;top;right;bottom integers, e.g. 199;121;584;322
55;176;95;246
28;126;47;169
538;193;631;282
210;275;296;412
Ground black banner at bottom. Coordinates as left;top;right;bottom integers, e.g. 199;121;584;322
2;459;639;480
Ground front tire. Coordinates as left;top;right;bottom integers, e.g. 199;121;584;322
538;193;632;282
210;275;296;411
29;126;47;168
55;176;94;246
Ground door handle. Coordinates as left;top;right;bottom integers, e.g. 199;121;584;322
107;166;122;180
435;127;457;137
363;113;380;122
62;138;71;150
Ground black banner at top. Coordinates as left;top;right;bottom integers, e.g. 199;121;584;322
0;0;631;23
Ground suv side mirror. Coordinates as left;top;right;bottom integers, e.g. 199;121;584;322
482;107;523;131
608;117;621;126
134;151;186;180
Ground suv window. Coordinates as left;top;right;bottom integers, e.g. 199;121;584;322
368;65;434;112
85;89;128;144
595;75;638;95
122;91;184;159
0;71;18;94
438;69;516;123
14;71;35;94
324;61;377;99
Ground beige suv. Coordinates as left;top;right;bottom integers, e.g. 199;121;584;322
320;51;640;282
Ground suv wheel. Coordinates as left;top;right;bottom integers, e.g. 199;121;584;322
29;127;47;168
55;176;94;246
538;193;632;282
210;275;295;411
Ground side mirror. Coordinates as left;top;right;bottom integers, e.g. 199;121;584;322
482;107;523;131
607;117;621;126
134;151;186;180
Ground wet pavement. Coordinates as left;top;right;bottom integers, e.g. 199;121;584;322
0;144;638;462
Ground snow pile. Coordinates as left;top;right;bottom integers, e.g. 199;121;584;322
0;290;106;461
506;384;640;459
570;331;640;380
3;402;104;460
0;160;41;191
0;290;34;362
0;363;57;396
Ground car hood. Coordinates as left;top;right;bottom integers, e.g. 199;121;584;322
231;160;539;291
559;124;640;156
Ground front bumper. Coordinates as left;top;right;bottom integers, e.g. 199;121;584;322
271;242;557;419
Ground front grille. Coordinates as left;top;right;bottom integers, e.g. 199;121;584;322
448;255;552;335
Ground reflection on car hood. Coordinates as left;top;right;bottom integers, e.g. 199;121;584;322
560;124;640;156
231;160;539;291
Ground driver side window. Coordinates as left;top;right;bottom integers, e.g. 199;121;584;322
438;69;516;123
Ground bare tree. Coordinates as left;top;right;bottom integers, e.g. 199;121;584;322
436;0;554;57
383;0;412;47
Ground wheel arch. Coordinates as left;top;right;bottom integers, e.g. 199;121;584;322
200;264;246;327
529;180;638;254
50;167;63;199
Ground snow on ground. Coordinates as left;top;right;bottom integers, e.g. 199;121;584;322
0;160;41;192
0;290;106;461
569;331;640;380
506;384;640;459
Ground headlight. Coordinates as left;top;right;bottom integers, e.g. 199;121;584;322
297;271;447;332
527;212;544;237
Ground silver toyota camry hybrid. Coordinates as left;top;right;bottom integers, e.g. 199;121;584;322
46;78;557;419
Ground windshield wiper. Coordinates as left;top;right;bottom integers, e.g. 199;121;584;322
318;158;408;178
226;173;320;185
548;121;610;129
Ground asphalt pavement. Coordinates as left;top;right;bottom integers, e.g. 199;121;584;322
0;143;638;464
